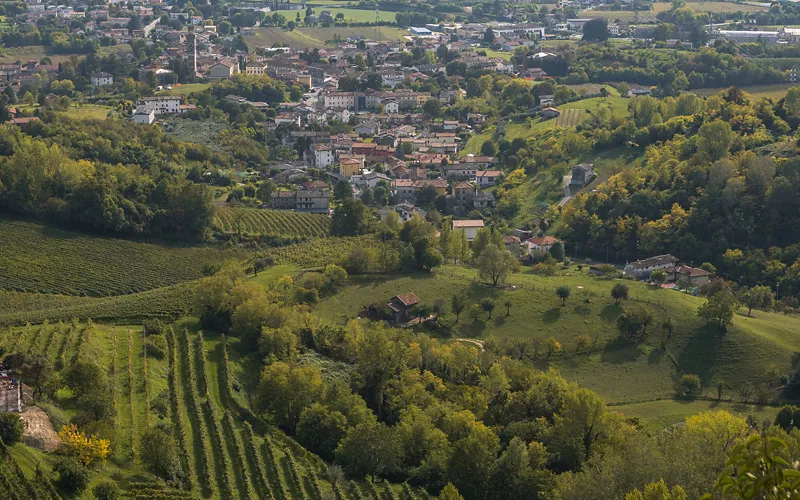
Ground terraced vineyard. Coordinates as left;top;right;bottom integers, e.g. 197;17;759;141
0;219;236;296
257;235;391;269
213;207;330;239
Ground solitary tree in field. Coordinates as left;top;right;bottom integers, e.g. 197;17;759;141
742;285;774;316
544;337;561;359
611;283;629;304
698;290;738;330
556;285;570;306
451;294;466;323
478;244;518;287
677;374;701;397
481;298;495;319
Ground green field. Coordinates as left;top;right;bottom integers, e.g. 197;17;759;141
157;82;212;96
462;94;629;155
693;83;793;100
313;265;800;405
581;1;764;21
16;103;114;121
0;219;236;296
214;207;331;239
0;44;130;64
613;400;781;433
247;26;407;50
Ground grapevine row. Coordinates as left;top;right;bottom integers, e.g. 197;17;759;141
128;329;136;459
284;453;305;498
214;207;330;239
143;330;150;428
242;421;273;500
223;411;258;500
165;328;194;492
262;439;290;500
179;329;214;496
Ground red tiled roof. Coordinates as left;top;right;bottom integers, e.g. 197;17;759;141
526;236;560;246
394;292;421;307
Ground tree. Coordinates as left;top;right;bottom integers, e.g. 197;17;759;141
483;28;495;43
556;285;571;306
439;483;465;500
257;362;325;432
0;412;23;445
446;423;500;500
451;294;466;323
218;20;232;35
296;403;348;461
57;425;110;466
480;140;497;157
55;457;90;495
334;179;353;200
480;298;495;319
698;290;738;330
625;480;687;500
697;119;735;161
650;269;667;285
92;480;120;500
611;283;629;304
549;241;565;261
713;435;800;499
677;374;701;396
549;388;608;471
477;244;519;286
742;285;774;316
616;306;654;343
582;19;609;42
335;421;399;479
140;427;180;481
331;198;370;236
544;337;561;358
257;179;275;205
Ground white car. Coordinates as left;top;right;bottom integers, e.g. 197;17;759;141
166;85;173;90
157;85;163;91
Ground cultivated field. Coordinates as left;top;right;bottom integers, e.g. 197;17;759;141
213;207;331;239
0;44;131;64
0;219;236;296
693;83;794;100
247;26;407;50
313;264;800;407
580;0;765;22
554;108;582;127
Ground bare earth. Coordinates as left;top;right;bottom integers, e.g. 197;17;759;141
21;406;59;452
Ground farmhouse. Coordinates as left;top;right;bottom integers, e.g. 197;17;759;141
624;254;679;280
452;219;484;241
387;292;421;324
669;265;713;287
524;236;561;255
542;107;560;119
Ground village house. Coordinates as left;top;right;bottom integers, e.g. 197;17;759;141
503;235;521;255
624;254;679;280
669;265;713;287
313;144;335;168
475;170;504;187
206;58;239;80
452;219;484;242
387;292;421;324
525;236;561;255
91;72;113;87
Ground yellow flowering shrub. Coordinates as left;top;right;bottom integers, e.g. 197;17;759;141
57;424;110;466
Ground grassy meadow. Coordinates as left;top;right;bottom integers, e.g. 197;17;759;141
312;264;800;408
0;44;130;64
247;26;407;50
156;82;212;96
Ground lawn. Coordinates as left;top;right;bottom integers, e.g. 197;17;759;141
0;44;130;64
313;265;800;405
157;82;211;96
613;400;781;433
248;26;407;50
16;103;114;120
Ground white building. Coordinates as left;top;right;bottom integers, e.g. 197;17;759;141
452;219;484;242
322;92;355;109
91;72;113;87
139;96;182;114
133;108;155;124
718;30;779;45
383;99;399;114
313;144;335;168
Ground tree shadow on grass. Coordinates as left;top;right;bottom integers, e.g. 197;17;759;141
675;325;723;386
542;307;561;323
457;320;487;338
600;303;623;322
572;304;591;316
600;337;642;364
493;315;506;327
647;345;665;364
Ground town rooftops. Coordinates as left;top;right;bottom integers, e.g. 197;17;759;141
475;170;504;178
670;265;712;277
452;220;485;228
627;254;678;270
503;235;521;244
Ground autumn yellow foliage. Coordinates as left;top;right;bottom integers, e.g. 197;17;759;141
57;424;110;466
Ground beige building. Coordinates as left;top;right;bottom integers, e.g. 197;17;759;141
206;58;239;80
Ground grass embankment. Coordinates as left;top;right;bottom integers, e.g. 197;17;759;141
313;264;800;410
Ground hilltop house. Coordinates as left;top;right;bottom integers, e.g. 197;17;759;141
452;219;484;241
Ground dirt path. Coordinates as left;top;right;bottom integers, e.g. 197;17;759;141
21;406;59;452
453;338;485;352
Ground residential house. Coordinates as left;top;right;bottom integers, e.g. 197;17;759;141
339;158;361;177
387;292;421;324
563;163;595;196
472;190;495;209
133;108;155;124
206;58;238;80
91;72;113;86
624;254;679;280
503;235;521;255
670;265;713;287
139;96;182;114
542;107;560;119
524;236;561;255
313;144;335;168
295;189;330;213
475;170;504;187
355;120;380;136
627;85;652;97
539;95;555;106
452;219;484;242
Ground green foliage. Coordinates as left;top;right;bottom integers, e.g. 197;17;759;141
611;283;629;304
0;412;23;445
92;480;120;500
678;374;702;396
698;290;738;330
478;244;519;287
331;199;372;237
140;427;181;481
556;285;571;306
54;457;90;494
714;435;800;499
616;306;655;344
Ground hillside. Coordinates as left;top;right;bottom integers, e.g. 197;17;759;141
313;265;800;406
0;219;238;297
246;26;407;50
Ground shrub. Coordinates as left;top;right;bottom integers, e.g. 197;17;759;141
92;480;120;500
294;287;320;304
144;334;167;360
678;374;701;397
0;412;23;445
54;457;90;494
142;318;164;336
57;424;111;466
302;272;326;291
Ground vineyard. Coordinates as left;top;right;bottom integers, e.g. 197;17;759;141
0;318;431;499
0;219;237;296
257;235;388;269
0;282;195;327
554;108;583;128
213;207;330;240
